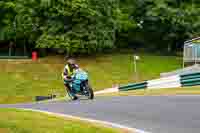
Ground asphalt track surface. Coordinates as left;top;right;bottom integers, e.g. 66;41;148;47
0;96;200;133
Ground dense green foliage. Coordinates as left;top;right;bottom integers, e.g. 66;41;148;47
127;0;200;52
0;0;199;54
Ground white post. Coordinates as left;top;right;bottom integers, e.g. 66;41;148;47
133;55;140;81
9;42;13;57
183;45;185;68
195;46;197;65
134;56;137;74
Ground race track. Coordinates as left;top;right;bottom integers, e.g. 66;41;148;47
0;96;200;133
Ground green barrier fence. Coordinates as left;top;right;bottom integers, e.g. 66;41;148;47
119;81;147;91
181;78;200;84
181;74;200;80
182;82;200;87
119;82;146;89
181;72;200;87
119;72;200;90
120;85;147;91
119;82;147;89
180;72;200;78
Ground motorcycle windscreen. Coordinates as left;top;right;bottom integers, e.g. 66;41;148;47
75;70;88;81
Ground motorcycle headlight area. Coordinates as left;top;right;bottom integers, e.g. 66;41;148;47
74;71;88;81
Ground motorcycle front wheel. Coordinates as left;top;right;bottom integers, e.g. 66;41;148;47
66;88;78;100
83;82;94;100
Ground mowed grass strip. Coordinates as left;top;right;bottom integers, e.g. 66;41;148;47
0;108;126;133
0;53;182;103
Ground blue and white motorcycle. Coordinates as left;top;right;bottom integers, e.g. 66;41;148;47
66;69;94;100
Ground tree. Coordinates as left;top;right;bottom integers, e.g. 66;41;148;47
122;0;200;52
0;1;16;42
0;0;199;55
0;0;124;55
36;0;122;55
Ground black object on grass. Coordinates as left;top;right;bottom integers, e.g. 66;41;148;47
35;94;56;102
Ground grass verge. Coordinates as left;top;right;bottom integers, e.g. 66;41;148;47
0;52;182;103
0;108;128;133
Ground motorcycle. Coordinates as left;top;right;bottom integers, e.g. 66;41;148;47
66;68;94;100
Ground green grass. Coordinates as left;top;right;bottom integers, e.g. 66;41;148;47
79;53;182;89
0;52;182;103
0;108;125;133
101;86;200;96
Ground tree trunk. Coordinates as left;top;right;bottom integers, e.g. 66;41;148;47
9;42;13;56
167;43;171;53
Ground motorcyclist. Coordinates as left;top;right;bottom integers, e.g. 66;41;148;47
62;58;79;100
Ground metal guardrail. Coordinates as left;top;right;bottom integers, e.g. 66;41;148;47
119;82;147;91
184;37;200;44
0;56;29;59
181;74;200;80
180;72;200;77
119;72;200;91
180;72;200;87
